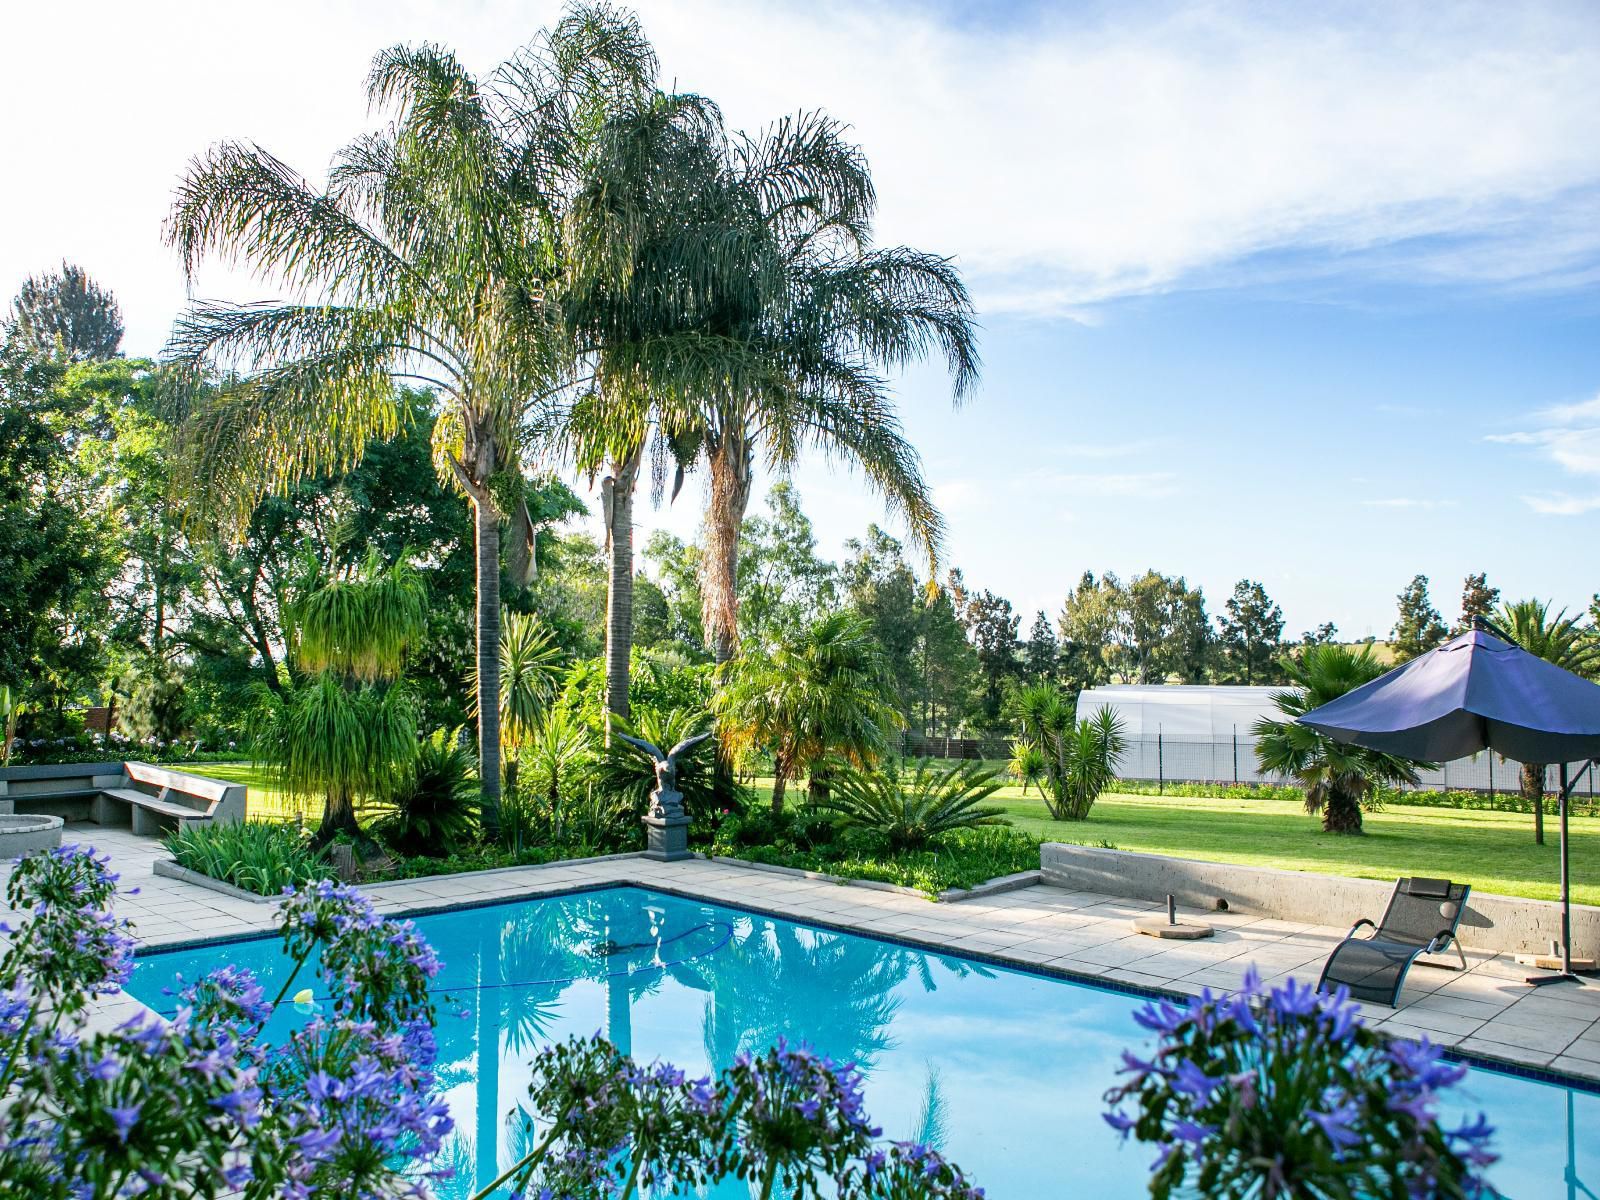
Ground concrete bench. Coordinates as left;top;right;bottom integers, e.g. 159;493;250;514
0;761;246;838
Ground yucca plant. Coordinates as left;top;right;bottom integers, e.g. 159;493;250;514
165;821;327;896
471;610;564;794
374;727;478;857
1045;707;1128;821
818;758;1005;852
1014;686;1128;821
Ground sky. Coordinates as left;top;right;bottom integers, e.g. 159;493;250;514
4;0;1600;639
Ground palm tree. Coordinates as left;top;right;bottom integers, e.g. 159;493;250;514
163;7;656;832
470;609;563;798
1496;599;1600;844
1254;644;1425;834
686;112;981;663
560;90;762;723
712;610;901;815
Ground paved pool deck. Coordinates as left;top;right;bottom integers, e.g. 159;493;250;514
8;824;1600;1086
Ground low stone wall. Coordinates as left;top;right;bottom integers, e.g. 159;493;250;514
1041;842;1599;958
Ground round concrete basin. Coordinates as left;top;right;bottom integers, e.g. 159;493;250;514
0;813;65;856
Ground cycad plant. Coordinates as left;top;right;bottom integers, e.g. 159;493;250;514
163;6;657;831
257;555;426;844
1495;599;1600;843
1012;685;1128;820
818;758;1005;852
375;726;479;857
713;611;902;814
471;610;564;795
1254;644;1425;834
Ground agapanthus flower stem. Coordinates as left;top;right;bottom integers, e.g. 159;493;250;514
467;1119;566;1200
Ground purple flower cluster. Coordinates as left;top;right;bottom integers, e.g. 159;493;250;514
494;1035;983;1200
1104;967;1499;1200
0;848;455;1200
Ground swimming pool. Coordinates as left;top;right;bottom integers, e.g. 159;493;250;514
127;884;1598;1198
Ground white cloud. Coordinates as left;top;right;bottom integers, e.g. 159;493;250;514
1488;390;1600;475
1522;493;1600;516
5;0;1600;350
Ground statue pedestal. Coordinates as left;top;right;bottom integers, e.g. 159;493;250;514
642;812;692;862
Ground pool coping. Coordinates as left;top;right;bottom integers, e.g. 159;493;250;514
129;872;1600;1098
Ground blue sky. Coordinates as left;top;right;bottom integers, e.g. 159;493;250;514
3;0;1599;636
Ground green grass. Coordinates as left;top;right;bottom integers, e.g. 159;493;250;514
172;762;303;823
721;827;1041;897
998;784;1600;906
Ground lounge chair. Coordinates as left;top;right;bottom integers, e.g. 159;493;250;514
1317;877;1470;1006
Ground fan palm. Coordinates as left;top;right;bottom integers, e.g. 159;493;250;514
1253;644;1426;834
163;7;656;832
1495;599;1600;844
713;610;902;814
687;112;981;663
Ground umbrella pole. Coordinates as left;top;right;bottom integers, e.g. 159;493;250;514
1528;759;1593;986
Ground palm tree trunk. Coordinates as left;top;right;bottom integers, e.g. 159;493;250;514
474;495;503;836
1522;762;1546;845
702;428;754;664
604;446;643;724
770;768;788;817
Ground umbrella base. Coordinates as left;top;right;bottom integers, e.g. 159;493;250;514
1523;970;1590;987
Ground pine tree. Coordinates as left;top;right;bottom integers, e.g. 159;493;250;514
1218;579;1285;684
1024;611;1058;681
1391;575;1448;662
1458;573;1500;632
8;262;123;362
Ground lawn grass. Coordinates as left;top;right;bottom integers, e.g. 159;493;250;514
998;784;1600;906
178;761;1597;907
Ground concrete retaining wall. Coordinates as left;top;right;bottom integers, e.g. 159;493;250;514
1041;842;1599;958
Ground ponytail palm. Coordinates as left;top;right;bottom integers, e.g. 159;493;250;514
164;7;655;832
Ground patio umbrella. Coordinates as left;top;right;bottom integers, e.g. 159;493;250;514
1298;621;1600;983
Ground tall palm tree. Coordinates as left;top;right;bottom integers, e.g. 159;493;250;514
690;112;981;663
712;610;901;814
560;90;762;723
1496;599;1600;844
163;9;656;829
1254;644;1425;834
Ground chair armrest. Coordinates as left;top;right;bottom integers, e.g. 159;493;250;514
1427;930;1456;952
1346;917;1377;939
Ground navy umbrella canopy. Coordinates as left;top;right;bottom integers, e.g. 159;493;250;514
1299;628;1600;764
1299;623;1600;982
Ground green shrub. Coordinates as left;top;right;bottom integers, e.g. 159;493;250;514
372;727;478;856
727;826;1041;896
600;705;719;822
165;821;327;896
818;758;1006;851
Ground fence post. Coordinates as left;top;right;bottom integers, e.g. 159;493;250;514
1232;726;1239;784
1158;726;1164;795
1488;753;1493;800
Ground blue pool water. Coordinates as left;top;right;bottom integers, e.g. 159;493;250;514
128;885;1598;1197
